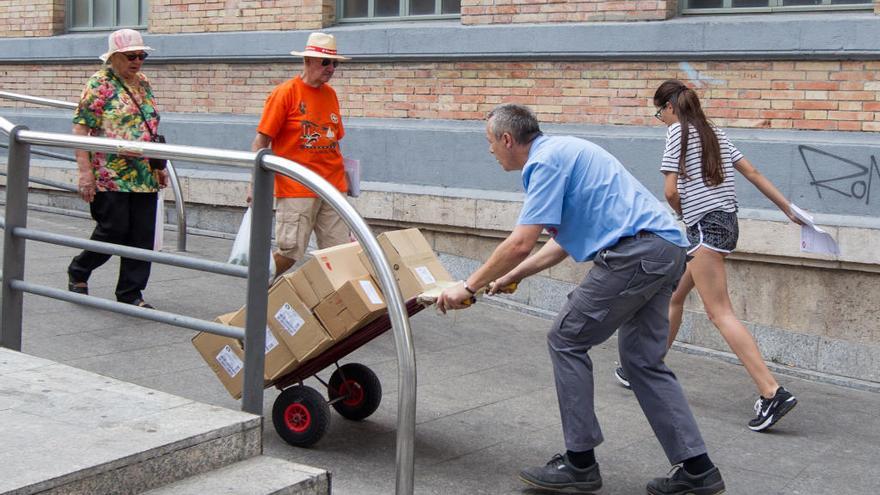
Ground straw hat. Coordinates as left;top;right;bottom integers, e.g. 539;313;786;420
99;29;153;62
290;32;350;60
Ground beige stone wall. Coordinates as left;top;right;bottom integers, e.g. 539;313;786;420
460;0;673;25
0;0;64;37
3;60;880;132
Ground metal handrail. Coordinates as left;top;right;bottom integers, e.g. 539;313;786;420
0;90;187;251
0;115;418;495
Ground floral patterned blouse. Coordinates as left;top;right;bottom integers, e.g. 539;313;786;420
72;68;161;192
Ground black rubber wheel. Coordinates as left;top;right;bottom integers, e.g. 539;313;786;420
328;363;382;421
272;385;330;447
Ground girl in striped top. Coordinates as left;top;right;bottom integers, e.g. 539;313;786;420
656;79;801;432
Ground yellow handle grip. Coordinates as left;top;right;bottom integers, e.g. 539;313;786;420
489;281;518;294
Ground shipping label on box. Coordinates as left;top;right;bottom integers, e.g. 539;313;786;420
314;275;387;340
267;277;334;364
215;345;244;378
229;307;299;381
359;228;454;300
192;312;249;399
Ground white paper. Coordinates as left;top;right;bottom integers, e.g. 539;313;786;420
790;203;840;256
264;326;279;353
414;266;436;285
215;345;243;377
274;303;305;336
344;158;360;197
359;279;384;305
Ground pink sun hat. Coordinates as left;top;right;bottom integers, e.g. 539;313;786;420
99;29;153;62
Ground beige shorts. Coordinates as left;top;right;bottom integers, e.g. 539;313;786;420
274;197;350;260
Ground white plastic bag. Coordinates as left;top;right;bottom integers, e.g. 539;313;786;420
344;157;360;197
153;193;164;251
228;207;276;280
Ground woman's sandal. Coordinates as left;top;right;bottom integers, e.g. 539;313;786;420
68;280;88;295
130;299;154;309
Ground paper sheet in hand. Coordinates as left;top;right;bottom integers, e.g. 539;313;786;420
344;158;360;197
417;281;470;305
790;203;840;256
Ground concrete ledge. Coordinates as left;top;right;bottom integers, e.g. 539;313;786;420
0;13;878;63
143;456;330;495
0;348;263;495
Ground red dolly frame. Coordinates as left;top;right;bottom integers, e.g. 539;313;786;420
270;298;427;447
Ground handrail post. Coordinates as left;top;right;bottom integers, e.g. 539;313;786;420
240;149;274;415
164;159;187;252
1;125;31;351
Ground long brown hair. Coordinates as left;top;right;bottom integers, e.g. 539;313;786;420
653;80;724;186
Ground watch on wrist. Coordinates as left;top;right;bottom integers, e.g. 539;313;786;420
463;282;477;295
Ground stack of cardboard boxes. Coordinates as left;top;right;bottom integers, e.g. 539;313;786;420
192;228;454;399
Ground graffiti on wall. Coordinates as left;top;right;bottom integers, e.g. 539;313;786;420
799;145;879;205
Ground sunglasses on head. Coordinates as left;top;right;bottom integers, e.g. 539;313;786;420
321;59;340;68
124;52;148;61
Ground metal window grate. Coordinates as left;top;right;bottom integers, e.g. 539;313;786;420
68;0;148;32
337;0;460;22
682;0;871;12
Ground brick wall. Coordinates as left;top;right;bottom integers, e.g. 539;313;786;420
460;0;673;25
0;0;64;37
149;0;332;34
2;60;879;132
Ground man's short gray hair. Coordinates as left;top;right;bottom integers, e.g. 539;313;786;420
487;104;542;145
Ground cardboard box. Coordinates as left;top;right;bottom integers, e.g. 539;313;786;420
191;312;270;400
257;276;334;363
314;275;387;340
226;307;300;381
287;241;372;309
359;228;454;300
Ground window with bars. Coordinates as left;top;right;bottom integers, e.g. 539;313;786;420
338;0;461;21
68;0;148;31
683;0;872;12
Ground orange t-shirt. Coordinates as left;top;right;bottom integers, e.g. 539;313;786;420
256;76;347;198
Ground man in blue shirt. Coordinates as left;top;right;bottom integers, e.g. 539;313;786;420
437;104;724;495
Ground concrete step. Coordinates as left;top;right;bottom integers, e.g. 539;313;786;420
0;348;262;495
142;456;330;495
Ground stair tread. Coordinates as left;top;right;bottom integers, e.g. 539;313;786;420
142;455;329;495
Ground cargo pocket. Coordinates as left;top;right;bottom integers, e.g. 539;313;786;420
620;258;674;298
555;303;610;341
275;211;306;255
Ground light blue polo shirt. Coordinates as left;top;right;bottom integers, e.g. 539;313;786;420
518;135;687;262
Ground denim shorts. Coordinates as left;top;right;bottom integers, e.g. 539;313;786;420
686;210;739;255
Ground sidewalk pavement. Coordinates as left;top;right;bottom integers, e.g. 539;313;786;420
6;208;880;495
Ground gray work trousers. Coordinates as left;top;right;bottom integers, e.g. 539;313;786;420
547;232;707;464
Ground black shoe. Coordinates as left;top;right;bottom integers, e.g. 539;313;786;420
614;366;631;389
518;453;602;493
647;465;725;495
749;386;797;432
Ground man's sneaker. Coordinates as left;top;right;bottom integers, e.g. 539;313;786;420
518;453;602;493
646;465;725;495
614;366;631;389
748;386;797;432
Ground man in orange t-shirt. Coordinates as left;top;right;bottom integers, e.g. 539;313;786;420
251;32;351;277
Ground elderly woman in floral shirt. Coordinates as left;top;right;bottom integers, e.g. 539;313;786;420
67;28;167;309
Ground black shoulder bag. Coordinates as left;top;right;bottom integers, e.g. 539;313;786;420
110;70;167;170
